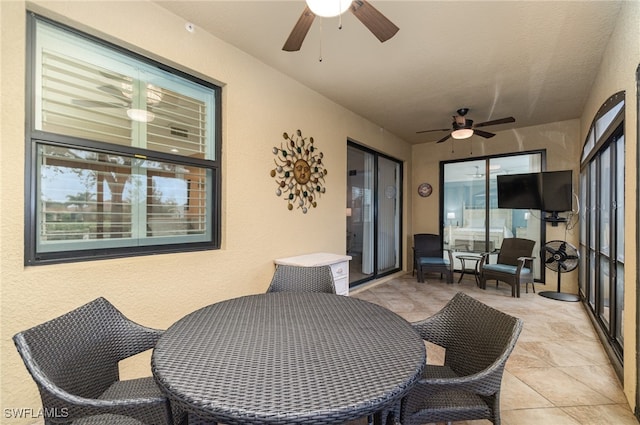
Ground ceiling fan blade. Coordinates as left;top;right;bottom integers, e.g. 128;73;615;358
474;116;515;128
72;99;124;108
98;84;126;98
473;129;495;138
282;6;315;52
416;128;450;134
436;134;452;143
350;0;399;43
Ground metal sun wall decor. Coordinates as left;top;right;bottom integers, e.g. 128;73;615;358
271;129;327;213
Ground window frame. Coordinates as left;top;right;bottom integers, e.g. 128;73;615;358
24;13;222;265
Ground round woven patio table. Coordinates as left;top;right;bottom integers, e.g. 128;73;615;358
152;292;425;425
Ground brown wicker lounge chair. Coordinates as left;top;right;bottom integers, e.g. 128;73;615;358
479;237;536;297
413;233;454;283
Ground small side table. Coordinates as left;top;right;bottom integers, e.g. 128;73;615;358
457;254;482;285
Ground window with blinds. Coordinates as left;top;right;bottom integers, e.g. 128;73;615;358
26;15;221;264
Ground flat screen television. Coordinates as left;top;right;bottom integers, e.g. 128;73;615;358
540;170;573;212
497;170;573;213
496;173;542;210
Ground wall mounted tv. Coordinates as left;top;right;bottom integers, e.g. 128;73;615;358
496;173;542;210
497;170;573;224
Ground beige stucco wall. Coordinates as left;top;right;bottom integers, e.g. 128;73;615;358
579;0;639;408
0;1;412;420
411;119;582;292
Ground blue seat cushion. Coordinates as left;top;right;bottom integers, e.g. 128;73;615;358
418;257;450;266
483;264;531;275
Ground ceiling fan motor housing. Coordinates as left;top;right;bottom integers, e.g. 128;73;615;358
453;119;473;130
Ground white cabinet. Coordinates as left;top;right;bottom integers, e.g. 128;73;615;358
274;253;352;295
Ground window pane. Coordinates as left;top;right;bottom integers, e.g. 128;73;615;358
589;250;596;308
377;157;400;273
36;144;211;253
616;262;624;345
616;136;624;262
36;19;215;160
599;148;610;256
595;100;623;140
599;255;610;330
579;245;586;295
589;161;597;249
582;129;594;162
347;147;375;280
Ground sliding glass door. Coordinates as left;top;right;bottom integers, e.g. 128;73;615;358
347;142;402;285
442;153;543;278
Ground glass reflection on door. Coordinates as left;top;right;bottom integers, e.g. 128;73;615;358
442;153;542;278
347;147;374;281
347;144;402;285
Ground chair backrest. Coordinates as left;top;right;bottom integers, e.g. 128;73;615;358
418;292;522;378
413;233;443;258
13;297;161;401
267;265;336;293
496;238;536;266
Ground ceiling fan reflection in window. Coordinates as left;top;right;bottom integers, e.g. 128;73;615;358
283;0;399;52
71;72;166;123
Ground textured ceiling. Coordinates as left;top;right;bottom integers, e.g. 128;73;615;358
154;0;623;144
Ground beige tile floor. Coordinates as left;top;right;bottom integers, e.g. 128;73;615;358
347;272;638;425
26;272;637;425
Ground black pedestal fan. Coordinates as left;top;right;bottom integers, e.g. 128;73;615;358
539;240;580;302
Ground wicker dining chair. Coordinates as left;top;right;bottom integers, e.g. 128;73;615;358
266;265;336;293
400;292;523;425
13;297;185;425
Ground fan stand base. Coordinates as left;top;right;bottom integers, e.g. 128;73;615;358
539;291;579;302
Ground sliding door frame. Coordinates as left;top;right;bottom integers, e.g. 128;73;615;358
347;140;403;287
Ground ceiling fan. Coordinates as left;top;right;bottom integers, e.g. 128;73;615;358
72;75;167;122
467;166;485;178
417;108;516;144
282;0;399;52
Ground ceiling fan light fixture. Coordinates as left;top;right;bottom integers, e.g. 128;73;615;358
305;0;352;17
121;82;163;106
451;128;474;139
127;108;155;122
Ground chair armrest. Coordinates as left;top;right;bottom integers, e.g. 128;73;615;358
411;313;449;347
444;249;454;269
415;364;506;396
116;321;164;360
515;256;535;273
479;252;491;269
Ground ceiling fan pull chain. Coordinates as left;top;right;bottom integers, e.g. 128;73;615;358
318;18;323;62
